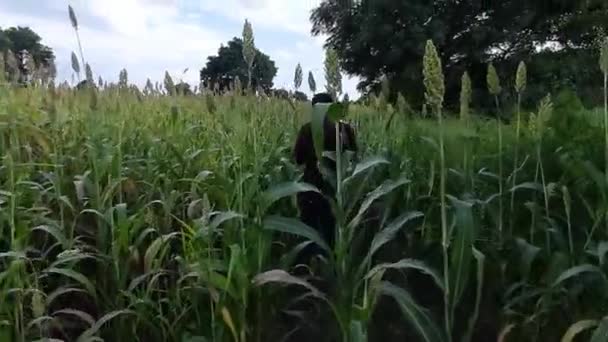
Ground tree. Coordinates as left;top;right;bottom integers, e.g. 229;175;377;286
294;63;303;90
0;26;55;82
311;0;608;107
119;68;128;88
324;48;342;99
308;71;317;94
1;26;54;67
242;19;256;89
200;38;278;92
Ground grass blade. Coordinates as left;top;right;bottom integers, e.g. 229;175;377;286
76;310;133;342
45;268;97;299
447;195;476;306
379;281;445;342
253;269;326;300
349;178;409;229
561;319;598;342
367;259;444;292
262;182;320;212
591;317;608;342
552;264;608;288
263;215;331;254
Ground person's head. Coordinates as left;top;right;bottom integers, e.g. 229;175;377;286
312;92;334;105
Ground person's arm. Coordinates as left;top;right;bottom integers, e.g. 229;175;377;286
342;122;358;152
293;123;316;166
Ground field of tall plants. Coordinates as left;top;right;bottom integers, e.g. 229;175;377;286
3;39;608;342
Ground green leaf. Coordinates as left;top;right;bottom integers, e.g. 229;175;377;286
552;264;608;288
327;102;347;121
312;102;329;161
253;269;326;300
509;182;544;193
46;287;88;307
209;211;243;230
379;282;445;342
349;320;367;342
367;259;444;292
53;309;95;327
349;178;409;230
263;216;331;254
343;156;389;186
45;268;96;299
367;211;424;260
515;238;541;279
76;310;133;342
144;232;179;273
561;320;598;342
447;195;476;306
262;182;319;211
32;224;68;250
590;317;608;342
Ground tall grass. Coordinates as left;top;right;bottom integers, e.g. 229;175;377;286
2;9;608;341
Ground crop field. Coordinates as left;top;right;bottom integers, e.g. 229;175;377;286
2;47;608;342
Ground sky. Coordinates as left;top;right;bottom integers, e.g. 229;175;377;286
0;0;360;98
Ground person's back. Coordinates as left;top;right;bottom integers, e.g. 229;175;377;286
292;93;357;260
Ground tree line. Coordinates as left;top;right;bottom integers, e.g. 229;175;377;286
311;0;608;110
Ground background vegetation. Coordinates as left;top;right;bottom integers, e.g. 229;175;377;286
3;2;608;342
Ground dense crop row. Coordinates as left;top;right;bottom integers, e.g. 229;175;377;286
2;44;608;341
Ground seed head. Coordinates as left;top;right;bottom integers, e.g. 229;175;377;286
460;71;472;121
85;63;94;83
242;19;256;69
515;61;527;94
68;5;79;29
422;40;445;113
294;63;303;90
487;63;501;96
0;53;5;82
164;71;175;95
71;51;80;74
31;291;45;318
536;93;553;136
600;38;608;74
308;71;316;93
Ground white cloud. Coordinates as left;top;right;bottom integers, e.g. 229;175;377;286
199;0;323;36
0;0;360;97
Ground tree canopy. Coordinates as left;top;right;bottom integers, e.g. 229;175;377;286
311;0;608;108
200;37;277;92
0;26;55;67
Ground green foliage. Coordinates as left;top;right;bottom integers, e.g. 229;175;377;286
324;47;342;99
311;0;608;107
200;38;277;91
0;26;55;68
3;45;608;342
